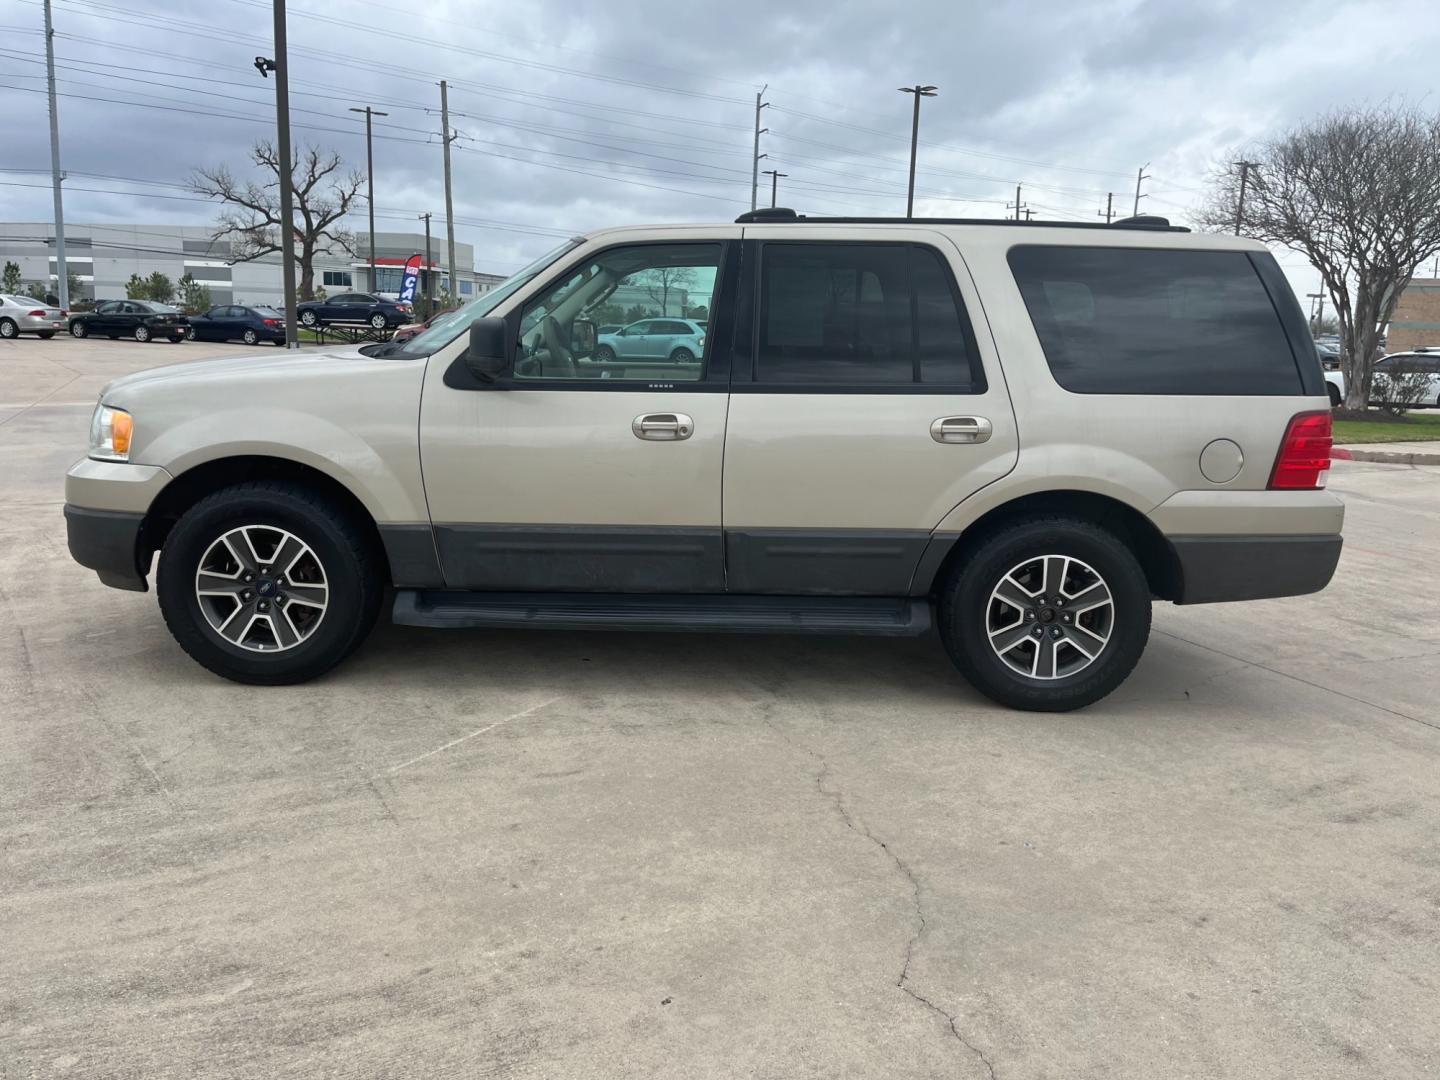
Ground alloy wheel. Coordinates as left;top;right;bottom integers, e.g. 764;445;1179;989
986;554;1114;680
194;524;329;652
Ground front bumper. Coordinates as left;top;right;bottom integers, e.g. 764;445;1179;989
65;505;148;591
1170;534;1342;604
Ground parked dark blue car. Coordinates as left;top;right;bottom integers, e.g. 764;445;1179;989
187;304;287;345
295;292;413;330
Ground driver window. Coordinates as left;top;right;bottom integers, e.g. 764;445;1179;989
514;242;720;382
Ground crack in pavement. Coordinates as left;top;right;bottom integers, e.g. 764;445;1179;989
761;711;997;1079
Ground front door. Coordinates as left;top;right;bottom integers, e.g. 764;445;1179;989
420;232;739;592
721;230;1019;595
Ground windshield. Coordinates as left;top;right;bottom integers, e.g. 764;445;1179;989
388;237;585;357
142;302;179;313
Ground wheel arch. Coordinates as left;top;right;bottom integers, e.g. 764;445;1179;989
913;489;1182;602
141;455;395;585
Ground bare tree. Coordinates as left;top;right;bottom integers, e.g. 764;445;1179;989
190;142;362;301
1199;106;1440;409
638;266;696;317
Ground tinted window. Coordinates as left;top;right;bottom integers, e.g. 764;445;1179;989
756;243;980;388
204;306;226;318
98;301;121;313
1008;246;1303;395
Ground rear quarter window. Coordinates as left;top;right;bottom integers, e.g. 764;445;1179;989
1007;246;1307;395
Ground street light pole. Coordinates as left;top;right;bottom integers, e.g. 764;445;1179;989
419;211;432;317
350;106;389;293
254;1;299;348
898;84;937;219
43;0;68;310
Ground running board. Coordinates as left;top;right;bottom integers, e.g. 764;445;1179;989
392;591;931;636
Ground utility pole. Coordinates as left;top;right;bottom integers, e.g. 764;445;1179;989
898;84;937;219
1098;192;1115;224
349;105;388;293
750;85;769;212
1022;208;1037;221
1307;291;1325;333
418;211;432;316
1007;183;1027;221
43;0;68;310
1233;160;1258;235
1133;162;1150;217
762;169;787;208
254;3;299;347
440;80;457;305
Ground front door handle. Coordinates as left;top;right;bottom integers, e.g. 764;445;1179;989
632;412;693;441
931;415;993;444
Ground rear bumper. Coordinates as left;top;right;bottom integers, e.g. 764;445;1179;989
1170;534;1342;604
64;505;148;592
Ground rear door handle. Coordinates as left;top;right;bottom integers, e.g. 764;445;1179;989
632;412;693;441
930;416;993;444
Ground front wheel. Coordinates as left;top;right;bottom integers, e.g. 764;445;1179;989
243;328;259;345
157;482;382;684
0;318;17;339
594;344;616;363
70;322;88;338
134;324;151;342
937;517;1151;712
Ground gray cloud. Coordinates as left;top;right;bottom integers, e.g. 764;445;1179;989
1;0;1435;295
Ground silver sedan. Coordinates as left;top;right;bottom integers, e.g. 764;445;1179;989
0;293;68;339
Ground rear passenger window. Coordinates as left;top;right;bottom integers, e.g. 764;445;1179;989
756;243;982;389
1007;246;1304;395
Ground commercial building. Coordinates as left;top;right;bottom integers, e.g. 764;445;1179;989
0;222;509;306
1386;277;1440;353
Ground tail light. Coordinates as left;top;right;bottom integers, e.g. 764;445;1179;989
262;318;279;327
1268;410;1332;490
27;309;45;317
397;303;411;313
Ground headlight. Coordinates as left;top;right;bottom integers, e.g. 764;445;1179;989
89;404;134;462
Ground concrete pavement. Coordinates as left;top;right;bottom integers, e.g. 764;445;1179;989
2;338;1439;1078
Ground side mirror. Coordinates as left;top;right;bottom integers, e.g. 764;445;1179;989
572;318;597;357
466;316;511;381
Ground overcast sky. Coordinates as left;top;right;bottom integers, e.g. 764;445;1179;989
2;0;1437;301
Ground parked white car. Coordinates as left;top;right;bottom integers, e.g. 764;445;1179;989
1372;351;1440;407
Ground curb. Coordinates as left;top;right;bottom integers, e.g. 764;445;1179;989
1333;447;1440;465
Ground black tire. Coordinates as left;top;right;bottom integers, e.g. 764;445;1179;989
669;347;695;364
243;328;259;345
594;344;616;362
169;336;185;344
37;331;56;340
369;312;387;329
1328;384;1342;408
134;324;151;342
0;318;17;339
937;516;1151;712
157;482;383;685
185;326;197;340
107;335;119;340
70;322;88;338
300;310;319;327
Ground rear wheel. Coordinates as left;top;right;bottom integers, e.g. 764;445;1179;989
669;346;695;364
1327;383;1342;408
369;312;387;329
0;318;17;339
157;482;382;684
937;516;1151;711
134;324;151;342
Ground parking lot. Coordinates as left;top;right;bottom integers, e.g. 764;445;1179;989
3;336;1439;1078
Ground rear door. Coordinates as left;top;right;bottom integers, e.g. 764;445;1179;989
722;228;1018;595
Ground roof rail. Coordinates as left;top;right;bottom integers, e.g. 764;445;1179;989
732;208;1187;232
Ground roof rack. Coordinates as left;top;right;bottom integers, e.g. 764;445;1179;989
733;207;1188;232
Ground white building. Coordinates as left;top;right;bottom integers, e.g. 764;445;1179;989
0;222;509;306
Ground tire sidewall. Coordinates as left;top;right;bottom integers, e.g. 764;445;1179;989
135;325;150;342
158;490;373;682
71;322;87;338
670;347;694;364
370;313;386;329
243;329;258;345
0;319;16;339
941;520;1151;711
300;310;317;327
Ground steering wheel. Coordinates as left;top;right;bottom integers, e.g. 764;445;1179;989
541;316;577;377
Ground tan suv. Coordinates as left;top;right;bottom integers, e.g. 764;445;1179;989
63;211;1343;710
